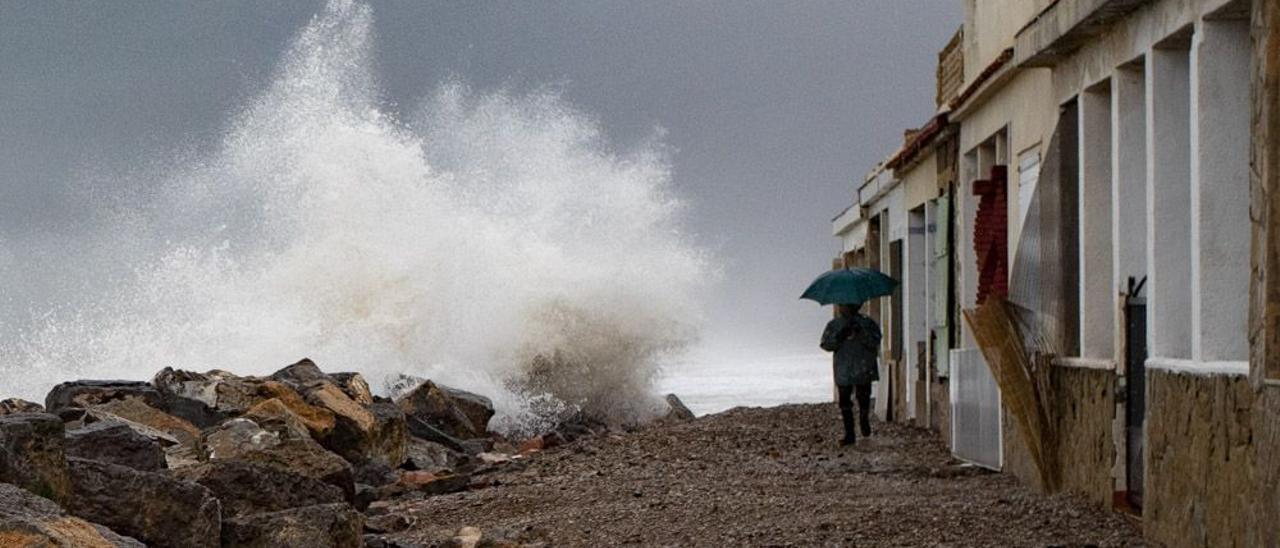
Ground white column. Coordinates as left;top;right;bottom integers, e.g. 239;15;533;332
1145;45;1193;360
1190;18;1250;363
1080;84;1114;359
1112;65;1147;302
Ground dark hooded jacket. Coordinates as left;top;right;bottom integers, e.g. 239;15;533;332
820;313;881;386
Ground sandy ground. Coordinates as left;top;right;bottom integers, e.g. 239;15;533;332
382;403;1145;547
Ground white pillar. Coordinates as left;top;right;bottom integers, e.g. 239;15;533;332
1080;84;1114;359
1190;18;1250;363
1112;65;1147;301
1145;45;1193;360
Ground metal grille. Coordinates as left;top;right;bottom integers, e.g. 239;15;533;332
951;347;1001;469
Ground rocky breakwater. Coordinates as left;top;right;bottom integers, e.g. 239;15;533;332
0;359;694;547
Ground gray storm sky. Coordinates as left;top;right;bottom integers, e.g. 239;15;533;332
1;1;961;357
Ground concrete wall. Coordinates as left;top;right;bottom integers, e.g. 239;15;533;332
964;0;1054;85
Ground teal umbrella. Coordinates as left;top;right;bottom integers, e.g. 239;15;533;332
800;267;898;306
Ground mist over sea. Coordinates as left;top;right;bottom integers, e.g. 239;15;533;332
658;351;833;416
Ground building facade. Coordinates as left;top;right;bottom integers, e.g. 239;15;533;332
833;0;1280;544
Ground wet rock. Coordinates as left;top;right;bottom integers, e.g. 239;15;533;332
172;459;344;518
354;461;399;487
308;385;407;468
384;373;426;400
330;372;375;406
44;381;162;414
242;397;315;438
220;502;363;548
151;367;233;427
0;413;72;503
87;398;203;468
66;421;167;471
269;358;331;390
403;414;470;454
235;437;357;501
203;418;281;460
0;399;44;416
367;401;408;467
152;368;292;422
65;457;221;548
403;438;467;472
0;482;144;547
397;380;494;440
663;394;696;422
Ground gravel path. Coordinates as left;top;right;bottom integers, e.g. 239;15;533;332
383;403;1145;547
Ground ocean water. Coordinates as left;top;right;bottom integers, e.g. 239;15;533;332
658;352;834;416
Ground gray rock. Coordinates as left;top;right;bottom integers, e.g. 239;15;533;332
45;380;162;414
403;437;467;472
330;372;375;406
220;503;363;548
396;380;494;440
269;358;331;391
0;413;72;503
233;437;357;502
0;399;44;416
0;482;144;547
66;457;221;548
664;393;696;421
202;418;280;460
171;459;345;518
66;421;167;471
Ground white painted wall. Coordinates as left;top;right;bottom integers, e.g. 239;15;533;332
1189;17;1250;363
1145;44;1193;361
1112;65;1148;303
1079;84;1115;359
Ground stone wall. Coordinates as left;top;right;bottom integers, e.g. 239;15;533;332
1143;369;1254;547
1050;365;1115;508
998;363;1116;503
929;379;951;448
1249;385;1280;546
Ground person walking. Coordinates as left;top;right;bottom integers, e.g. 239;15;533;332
820;302;881;446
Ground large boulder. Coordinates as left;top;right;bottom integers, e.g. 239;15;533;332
230;437;356;501
307;385;407;469
44;381;162;414
66;421;166;472
202;418;281;460
396;381;494;440
0;482;144;547
65;457;221;548
0;413;71;503
329;372;375;406
152;368;293;424
403;438;468;473
87;397;203;468
0;399;43;416
268;358;330;390
151;367;234;427
663;393;696;422
171;460;344;518
220;503;363;548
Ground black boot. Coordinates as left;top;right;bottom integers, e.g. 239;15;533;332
840;405;857;445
